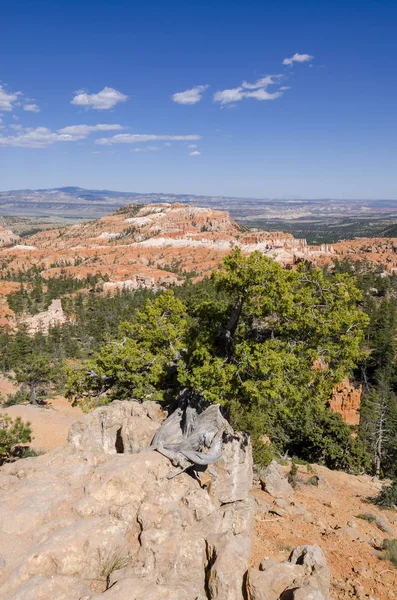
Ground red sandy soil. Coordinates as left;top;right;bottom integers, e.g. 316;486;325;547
251;464;397;600
0;377;83;450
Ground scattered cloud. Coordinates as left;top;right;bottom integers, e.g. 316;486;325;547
282;53;313;66
58;124;123;136
96;134;201;145
0;123;124;148
214;88;244;105
214;74;284;105
130;145;161;153
189;150;200;156
241;75;281;90
188;144;197;148
0;85;22;111
71;87;128;110
23;103;40;113
172;85;209;105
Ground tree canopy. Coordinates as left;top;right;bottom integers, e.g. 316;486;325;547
66;249;369;468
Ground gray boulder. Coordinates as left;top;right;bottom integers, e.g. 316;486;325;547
259;460;294;500
68;399;165;454
247;544;330;600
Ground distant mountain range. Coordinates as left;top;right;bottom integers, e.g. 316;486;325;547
2;187;397;240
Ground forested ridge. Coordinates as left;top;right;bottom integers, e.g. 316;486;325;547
1;250;397;490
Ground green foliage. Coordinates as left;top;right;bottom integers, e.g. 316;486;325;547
2;389;30;407
66;249;368;469
6;272;107;315
97;548;131;590
0;414;32;463
372;481;397;509
66;291;188;410
288;461;299;489
306;475;320;486
356;513;377;523
381;539;397;567
15;355;53;405
1;250;373;471
179;249;367;468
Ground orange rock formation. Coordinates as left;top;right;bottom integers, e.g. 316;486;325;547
329;378;362;426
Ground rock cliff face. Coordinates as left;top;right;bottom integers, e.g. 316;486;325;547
329;378;362;426
0;203;313;295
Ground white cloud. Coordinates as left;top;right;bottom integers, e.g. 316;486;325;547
0;85;22;111
214;87;244;105
96;134;201;145
71;87;128;110
130;145;161;153
214;74;285;105
172;85;209;105
282;53;313;66
188;144;197;148
244;89;283;101
0;123;124;148
0;127;76;148
58;124;123;136
241;75;281;89
23;103;40;113
189;150;200;156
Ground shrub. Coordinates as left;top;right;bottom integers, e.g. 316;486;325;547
288;461;299;489
0;414;32;463
95;547;131;590
2;389;30;407
381;539;397;567
306;475;320;486
356;513;377;523
372;481;397;509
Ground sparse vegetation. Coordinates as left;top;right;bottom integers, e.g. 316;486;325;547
0;414;32;464
356;513;377;523
96;547;131;590
381;539;397;567
288;461;299;489
371;481;397;509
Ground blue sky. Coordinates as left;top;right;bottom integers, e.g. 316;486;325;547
1;0;396;198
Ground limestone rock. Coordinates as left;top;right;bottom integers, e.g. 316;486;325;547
23;298;68;335
289;545;330;600
0;399;254;600
259;461;294;500
68;399;165;454
247;545;330;600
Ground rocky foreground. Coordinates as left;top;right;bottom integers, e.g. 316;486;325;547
0;400;337;600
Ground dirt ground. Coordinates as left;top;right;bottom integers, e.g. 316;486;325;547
251;464;397;600
0;377;83;450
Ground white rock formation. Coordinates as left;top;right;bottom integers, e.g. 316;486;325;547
23;298;68;335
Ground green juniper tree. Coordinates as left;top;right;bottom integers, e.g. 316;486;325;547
67;249;368;469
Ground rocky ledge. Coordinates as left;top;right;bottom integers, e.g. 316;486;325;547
0;400;331;600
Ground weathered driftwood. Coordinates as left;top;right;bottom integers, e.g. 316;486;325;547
151;392;232;478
